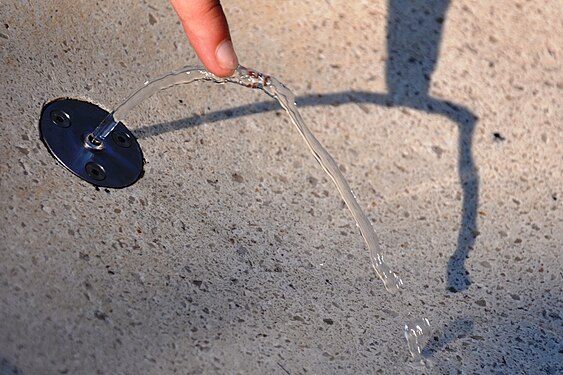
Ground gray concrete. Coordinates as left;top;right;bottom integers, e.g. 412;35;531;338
1;1;561;374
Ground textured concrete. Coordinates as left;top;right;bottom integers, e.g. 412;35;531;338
1;1;562;374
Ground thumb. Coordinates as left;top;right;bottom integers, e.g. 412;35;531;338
171;0;239;77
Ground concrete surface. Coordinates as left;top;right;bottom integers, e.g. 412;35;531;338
1;0;562;374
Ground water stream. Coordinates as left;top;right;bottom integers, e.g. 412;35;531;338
89;65;431;361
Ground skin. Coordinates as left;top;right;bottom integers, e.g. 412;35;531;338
170;0;239;77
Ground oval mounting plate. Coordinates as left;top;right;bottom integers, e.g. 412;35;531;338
39;98;144;188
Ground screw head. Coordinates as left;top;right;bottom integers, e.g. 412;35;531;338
85;162;106;181
50;110;71;128
111;131;132;148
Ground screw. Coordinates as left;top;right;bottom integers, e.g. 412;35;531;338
50;110;71;128
85;162;106;181
84;133;104;151
111;131;132;148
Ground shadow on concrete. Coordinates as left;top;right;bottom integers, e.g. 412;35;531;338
385;0;479;293
422;317;475;357
418;313;562;373
0;355;23;375
134;0;479;293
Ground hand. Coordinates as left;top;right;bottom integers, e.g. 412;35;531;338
170;0;239;77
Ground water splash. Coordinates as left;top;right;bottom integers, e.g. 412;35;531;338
89;65;430;358
405;318;432;363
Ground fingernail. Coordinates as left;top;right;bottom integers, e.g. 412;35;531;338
216;40;238;71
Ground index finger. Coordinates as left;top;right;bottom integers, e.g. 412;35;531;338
170;0;239;77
